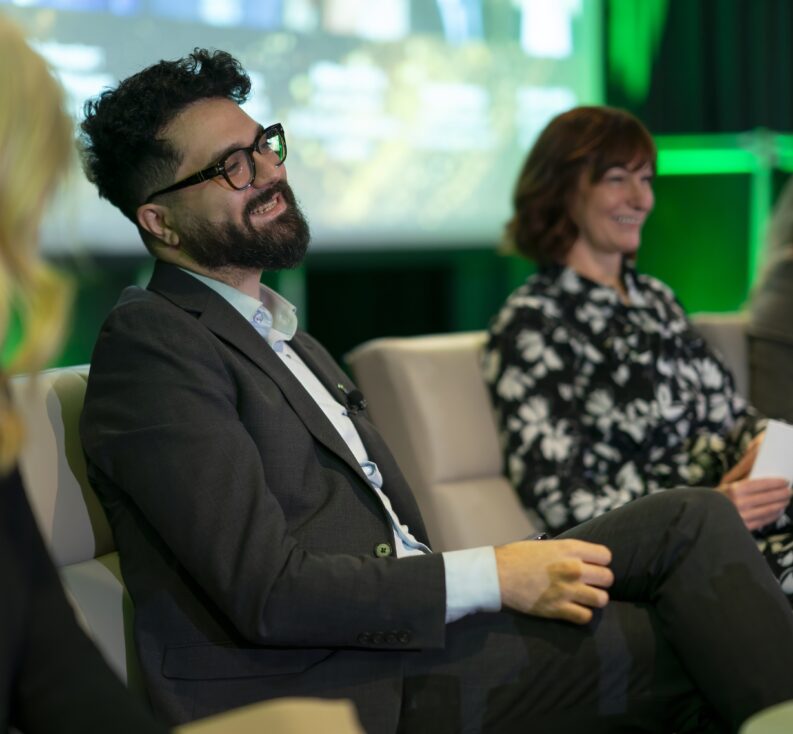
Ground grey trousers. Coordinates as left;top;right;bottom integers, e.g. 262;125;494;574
396;489;793;734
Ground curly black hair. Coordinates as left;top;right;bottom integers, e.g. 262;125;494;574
80;48;251;228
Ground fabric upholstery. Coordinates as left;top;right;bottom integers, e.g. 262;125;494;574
691;312;749;396
347;319;751;552
10;366;142;693
346;332;537;551
173;698;362;733
740;700;793;733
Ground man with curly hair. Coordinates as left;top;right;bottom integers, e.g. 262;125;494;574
79;49;793;733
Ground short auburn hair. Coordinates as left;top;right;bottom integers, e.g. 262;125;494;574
507;106;656;264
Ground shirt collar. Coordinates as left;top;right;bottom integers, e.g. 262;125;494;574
179;268;298;350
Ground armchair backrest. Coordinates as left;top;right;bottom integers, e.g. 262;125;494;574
346;332;536;551
691;312;749;396
10;365;144;695
348;317;749;552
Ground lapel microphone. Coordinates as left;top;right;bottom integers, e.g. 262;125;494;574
337;384;367;414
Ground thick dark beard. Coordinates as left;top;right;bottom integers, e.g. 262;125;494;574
178;180;310;271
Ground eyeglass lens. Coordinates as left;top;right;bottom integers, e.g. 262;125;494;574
223;127;286;190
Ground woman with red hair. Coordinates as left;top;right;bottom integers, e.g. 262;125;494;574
484;105;793;600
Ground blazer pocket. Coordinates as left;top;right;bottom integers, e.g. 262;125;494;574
162;642;335;680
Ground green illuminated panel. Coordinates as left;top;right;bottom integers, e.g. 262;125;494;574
653;132;785;291
657;148;757;175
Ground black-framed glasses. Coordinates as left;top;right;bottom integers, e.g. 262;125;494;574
144;122;286;204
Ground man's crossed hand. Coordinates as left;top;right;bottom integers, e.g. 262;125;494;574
495;539;614;625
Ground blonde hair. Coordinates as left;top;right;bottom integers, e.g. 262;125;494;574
0;16;73;472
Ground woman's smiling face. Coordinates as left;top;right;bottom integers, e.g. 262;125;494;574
569;160;655;260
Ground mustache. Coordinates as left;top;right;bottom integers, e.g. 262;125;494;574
245;180;293;219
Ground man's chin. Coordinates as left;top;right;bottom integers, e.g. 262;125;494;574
178;203;310;272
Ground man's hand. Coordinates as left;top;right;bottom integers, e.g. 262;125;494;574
494;539;614;625
717;477;791;531
721;432;765;484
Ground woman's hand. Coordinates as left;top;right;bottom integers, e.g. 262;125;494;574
717;477;791;531
721;432;764;484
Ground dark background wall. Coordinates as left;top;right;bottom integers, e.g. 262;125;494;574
54;249;533;370
606;0;793;134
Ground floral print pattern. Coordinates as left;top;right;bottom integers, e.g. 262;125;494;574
484;263;793;601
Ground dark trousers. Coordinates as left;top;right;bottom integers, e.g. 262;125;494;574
397;489;793;734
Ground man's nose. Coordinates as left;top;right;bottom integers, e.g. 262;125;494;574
252;148;284;187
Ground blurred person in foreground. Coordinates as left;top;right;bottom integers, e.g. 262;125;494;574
749;176;793;423
0;15;168;734
78;51;793;733
484;105;793;599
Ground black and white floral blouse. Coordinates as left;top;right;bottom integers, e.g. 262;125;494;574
484;263;793;598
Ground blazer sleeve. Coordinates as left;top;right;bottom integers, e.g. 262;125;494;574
80;296;447;650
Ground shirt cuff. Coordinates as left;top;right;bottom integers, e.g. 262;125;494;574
442;546;502;623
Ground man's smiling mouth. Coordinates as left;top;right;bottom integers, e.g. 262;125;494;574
251;195;280;216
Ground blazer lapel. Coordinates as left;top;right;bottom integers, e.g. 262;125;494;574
146;262;370;485
288;333;352;407
291;334;431;545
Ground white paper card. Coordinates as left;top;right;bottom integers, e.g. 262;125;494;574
749;419;793;483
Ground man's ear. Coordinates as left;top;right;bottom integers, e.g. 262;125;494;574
136;203;180;248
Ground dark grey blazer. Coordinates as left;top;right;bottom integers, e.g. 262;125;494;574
80;261;446;729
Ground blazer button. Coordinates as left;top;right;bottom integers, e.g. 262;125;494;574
357;632;371;644
385;632;398;644
398;631;411;645
374;542;393;558
371;632;384;644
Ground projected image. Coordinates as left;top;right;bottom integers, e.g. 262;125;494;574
2;0;601;252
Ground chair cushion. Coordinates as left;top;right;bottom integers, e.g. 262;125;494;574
11;366;114;567
347;332;536;550
691;313;749;397
347;332;502;485
61;552;144;693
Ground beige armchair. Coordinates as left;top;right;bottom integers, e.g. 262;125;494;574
10;365;145;694
175;698;362;734
691;312;749;396
346;332;538;552
346;318;751;553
